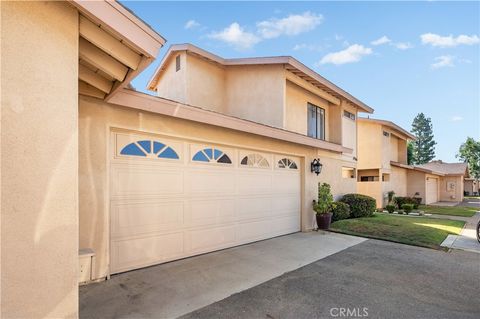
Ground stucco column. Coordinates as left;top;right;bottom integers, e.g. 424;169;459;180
1;2;79;318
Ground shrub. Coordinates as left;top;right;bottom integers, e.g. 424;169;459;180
395;196;422;209
385;204;396;214
331;202;350;222
412;197;422;209
387;191;395;204
314;183;333;215
340;194;376;218
402;204;414;214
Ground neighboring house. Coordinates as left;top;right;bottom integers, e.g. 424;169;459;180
356;118;416;208
357;118;468;206
464;178;479;195
1;2;378;317
412;161;468;203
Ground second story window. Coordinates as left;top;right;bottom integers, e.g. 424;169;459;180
175;55;181;72
307;103;325;140
343;110;355;120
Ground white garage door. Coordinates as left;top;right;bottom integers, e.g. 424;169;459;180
110;132;301;274
426;177;439;204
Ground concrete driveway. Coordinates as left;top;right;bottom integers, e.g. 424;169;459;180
182;240;480;319
80;232;365;319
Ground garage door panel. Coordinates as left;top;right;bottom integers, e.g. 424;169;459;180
112;232;185;273
271;195;301;214
237;173;273;195
188;170;236;195
236;196;272;221
189;225;236;253
188;199;236;227
272;174;301;194
111;166;184;197
111;200;184;237
426;178;439;204
236;215;300;243
110;132;301;274
269;215;301;235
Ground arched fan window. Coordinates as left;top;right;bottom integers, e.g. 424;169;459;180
278;158;298;169
120;140;179;159
240;153;269;168
192;147;232;164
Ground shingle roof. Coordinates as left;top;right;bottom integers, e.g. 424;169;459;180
416;161;468;176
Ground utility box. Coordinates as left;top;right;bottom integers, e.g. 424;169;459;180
79;248;95;284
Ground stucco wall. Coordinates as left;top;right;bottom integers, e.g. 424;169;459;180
329;104;342;145
439;176;464;202
186;53;226;113
397;138;407;164
381;127;391;169
79;96;352;279
155;51;187;104
389;135;399;164
357;182;383;208
357;121;382;169
285;80;330;137
389;166;408;197
225;64;285;128
407;170;427;203
1;1;78;318
341;104;357;158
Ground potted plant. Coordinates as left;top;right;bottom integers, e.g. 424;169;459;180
314;183;334;230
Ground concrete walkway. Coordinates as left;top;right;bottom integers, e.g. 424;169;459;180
440;210;480;253
429;201;459;207
80;232;366;319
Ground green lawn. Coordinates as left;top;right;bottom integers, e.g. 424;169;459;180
465;196;480;199
419;205;478;217
330;214;465;250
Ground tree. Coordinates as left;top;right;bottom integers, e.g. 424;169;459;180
410;113;436;164
456;137;480;179
407;141;414;165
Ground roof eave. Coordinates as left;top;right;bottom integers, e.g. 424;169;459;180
71;0;165;58
147;44;374;113
359;118;416;140
106;89;350;154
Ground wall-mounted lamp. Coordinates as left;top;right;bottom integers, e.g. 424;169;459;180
311;158;323;175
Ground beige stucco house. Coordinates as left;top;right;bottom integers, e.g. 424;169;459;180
356;118;416;208
1;1;376;317
464;178;479;195
392;161;468;205
412;161;468;203
93;43;374;275
357;118;468;206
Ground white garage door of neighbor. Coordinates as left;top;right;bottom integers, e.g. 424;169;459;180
426;177;439;204
110;132;301;274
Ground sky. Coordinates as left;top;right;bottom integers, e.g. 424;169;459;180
124;1;480;162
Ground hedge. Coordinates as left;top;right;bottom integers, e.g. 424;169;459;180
339;194;376;218
395;197;422;209
331;202;350;222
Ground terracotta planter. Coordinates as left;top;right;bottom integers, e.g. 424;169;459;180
316;212;333;230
